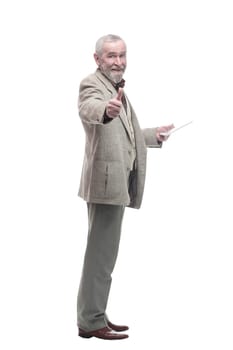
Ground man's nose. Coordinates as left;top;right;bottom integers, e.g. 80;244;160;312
114;56;121;65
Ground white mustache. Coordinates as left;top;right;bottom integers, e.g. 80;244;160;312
111;66;125;71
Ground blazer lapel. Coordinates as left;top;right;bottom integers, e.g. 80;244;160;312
119;97;135;144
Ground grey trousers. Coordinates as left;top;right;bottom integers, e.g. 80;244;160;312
77;203;125;331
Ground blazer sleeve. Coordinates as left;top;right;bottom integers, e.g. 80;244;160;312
142;128;163;148
78;76;108;125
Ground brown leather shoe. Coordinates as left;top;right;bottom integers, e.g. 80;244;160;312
107;320;129;332
79;326;128;340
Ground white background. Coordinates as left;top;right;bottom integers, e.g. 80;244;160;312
0;0;233;349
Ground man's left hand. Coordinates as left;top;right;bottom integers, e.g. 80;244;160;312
156;124;175;142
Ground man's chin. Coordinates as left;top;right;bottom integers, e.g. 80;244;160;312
101;70;124;84
110;73;123;83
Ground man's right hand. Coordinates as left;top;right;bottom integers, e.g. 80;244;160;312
105;88;123;118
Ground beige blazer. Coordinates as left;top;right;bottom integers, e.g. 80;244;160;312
78;69;161;209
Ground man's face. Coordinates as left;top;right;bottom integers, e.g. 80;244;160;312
94;40;127;83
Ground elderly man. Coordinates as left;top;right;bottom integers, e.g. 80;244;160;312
77;34;173;340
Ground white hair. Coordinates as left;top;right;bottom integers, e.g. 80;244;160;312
95;34;126;56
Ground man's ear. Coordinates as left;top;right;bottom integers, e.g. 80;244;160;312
94;53;100;66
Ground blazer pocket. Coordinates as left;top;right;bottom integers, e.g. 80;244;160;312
91;160;124;200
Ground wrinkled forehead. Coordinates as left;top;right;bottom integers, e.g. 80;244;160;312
102;40;127;55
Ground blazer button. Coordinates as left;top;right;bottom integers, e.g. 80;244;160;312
128;150;132;155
